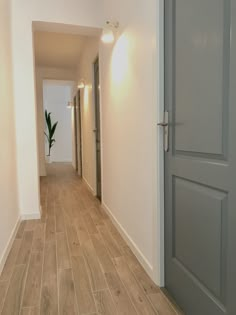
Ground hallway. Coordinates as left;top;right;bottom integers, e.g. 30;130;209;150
0;164;180;315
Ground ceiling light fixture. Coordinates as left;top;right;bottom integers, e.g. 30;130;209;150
77;79;85;89
101;21;119;44
67;101;73;109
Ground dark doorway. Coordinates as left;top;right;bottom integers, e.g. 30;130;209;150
94;57;101;200
73;95;78;172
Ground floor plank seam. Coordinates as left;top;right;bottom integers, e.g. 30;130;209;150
63;207;79;315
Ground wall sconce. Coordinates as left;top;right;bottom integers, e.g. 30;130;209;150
77;79;85;89
101;21;119;44
67;101;73;109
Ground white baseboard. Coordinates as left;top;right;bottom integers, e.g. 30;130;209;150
21;212;41;220
83;177;95;196
51;160;72;163
0;216;21;275
102;202;154;280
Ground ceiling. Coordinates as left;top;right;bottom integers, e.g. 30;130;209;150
34;31;87;68
33;22;102;37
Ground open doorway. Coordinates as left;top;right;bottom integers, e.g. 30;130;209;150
43;80;74;164
33;23;102;200
93;57;102;201
73;89;83;177
73;94;78;172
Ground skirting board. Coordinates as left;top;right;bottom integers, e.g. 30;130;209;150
0;216;21;275
20;204;42;220
21;212;41;220
102;202;155;281
0;207;42;275
83;177;96;196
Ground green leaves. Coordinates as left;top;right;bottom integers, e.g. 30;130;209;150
44;110;58;156
50;122;58;139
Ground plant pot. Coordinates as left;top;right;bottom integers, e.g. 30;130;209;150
46;155;52;164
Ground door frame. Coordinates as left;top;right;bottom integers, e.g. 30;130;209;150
155;0;165;287
73;95;78;172
93;56;102;201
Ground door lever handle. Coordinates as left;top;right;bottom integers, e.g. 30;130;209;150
157;122;168;127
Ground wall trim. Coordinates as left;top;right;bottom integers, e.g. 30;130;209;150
156;0;165;287
102;202;155;281
21;212;41;220
0;216;21;275
50;159;73;163
83;177;96;196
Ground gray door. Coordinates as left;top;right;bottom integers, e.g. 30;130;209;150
164;1;236;314
94;58;102;200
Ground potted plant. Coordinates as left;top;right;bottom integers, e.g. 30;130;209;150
44;110;58;163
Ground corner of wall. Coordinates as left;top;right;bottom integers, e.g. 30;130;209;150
0;215;21;275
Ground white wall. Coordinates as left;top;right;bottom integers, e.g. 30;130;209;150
100;0;162;283
75;0;163;284
76;37;100;193
11;0;163;284
43;81;73;162
11;0;104;217
0;0;19;267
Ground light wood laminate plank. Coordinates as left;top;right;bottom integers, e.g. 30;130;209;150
16;231;34;265
0;239;22;281
105;271;137;315
71;255;97;315
32;223;45;252
114;257;157;315
2;264;27;315
22;251;43;307
94;289;117;315
58;269;78;315
0;281;8;312
82;240;107;292
56;232;71;270
40;241;58;315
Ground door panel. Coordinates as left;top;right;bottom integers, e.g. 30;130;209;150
164;0;236;314
174;177;226;298
175;0;227;156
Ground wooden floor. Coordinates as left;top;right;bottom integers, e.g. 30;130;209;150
0;163;182;315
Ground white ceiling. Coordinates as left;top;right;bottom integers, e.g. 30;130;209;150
34;31;88;68
33;22;102;68
33;22;102;37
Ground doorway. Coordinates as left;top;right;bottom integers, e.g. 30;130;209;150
43;80;73;163
164;1;236;314
73;90;83;176
73;95;78;172
94;57;102;200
